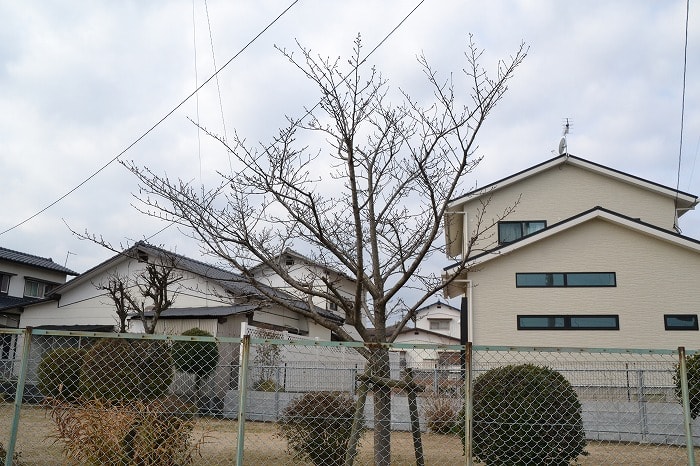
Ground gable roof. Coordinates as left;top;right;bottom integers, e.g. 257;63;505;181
444;205;700;275
49;241;262;298
137;305;258;319
0;247;78;275
448;154;698;213
415;300;461;315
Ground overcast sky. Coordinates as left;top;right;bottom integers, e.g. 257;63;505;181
1;1;698;306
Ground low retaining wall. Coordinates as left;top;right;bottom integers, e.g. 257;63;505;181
223;390;700;445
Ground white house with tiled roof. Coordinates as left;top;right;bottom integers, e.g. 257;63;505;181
16;242;339;339
443;154;700;349
0;246;78;327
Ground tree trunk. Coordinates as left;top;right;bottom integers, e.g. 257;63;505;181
371;347;391;466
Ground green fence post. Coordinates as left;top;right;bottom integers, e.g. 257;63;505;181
5;328;32;466
678;346;696;466
236;335;251;466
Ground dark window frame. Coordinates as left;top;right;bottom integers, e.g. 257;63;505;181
664;314;699;331
498;220;547;244
517;314;620;330
23;277;60;299
0;273;10;294
516;272;617;288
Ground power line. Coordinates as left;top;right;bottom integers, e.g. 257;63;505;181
203;0;232;176
0;0;301;237
674;0;690;215
143;0;427;244
192;0;203;185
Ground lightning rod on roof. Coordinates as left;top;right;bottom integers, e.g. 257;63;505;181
558;118;572;156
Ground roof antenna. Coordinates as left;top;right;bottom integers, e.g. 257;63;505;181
558;118;572;156
64;251;76;267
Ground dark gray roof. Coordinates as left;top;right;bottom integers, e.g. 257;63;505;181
35;324;115;332
138;305;258;319
0;295;42;311
0;247;78;275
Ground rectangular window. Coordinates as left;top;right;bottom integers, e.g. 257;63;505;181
0;274;9;294
498;221;546;244
518;315;619;330
23;279;57;298
664;314;699;331
516;272;616;287
429;319;451;331
24;280;42;298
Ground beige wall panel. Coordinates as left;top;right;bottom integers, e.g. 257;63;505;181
155;319;217;336
460;164;677;256
470;218;700;350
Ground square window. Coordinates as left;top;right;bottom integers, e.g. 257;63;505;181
24;280;41;298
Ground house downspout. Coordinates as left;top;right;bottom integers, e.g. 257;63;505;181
455;280;473;344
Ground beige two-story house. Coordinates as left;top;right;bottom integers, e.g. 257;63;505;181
443;154;700;349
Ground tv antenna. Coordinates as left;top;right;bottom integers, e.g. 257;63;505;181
64;251;77;268
558;118;572;156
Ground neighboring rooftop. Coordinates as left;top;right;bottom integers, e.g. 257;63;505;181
0;247;78;275
0;295;45;312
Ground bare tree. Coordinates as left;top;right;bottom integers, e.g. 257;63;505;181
97;257;183;334
124;35;526;465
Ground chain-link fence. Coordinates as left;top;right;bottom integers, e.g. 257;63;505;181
0;328;697;465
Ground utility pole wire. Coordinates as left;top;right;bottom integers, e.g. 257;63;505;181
0;0;301;237
674;0;690;217
143;0;427;243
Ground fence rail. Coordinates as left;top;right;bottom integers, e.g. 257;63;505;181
0;328;697;465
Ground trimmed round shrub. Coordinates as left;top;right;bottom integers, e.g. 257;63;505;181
278;391;363;466
80;338;173;401
460;364;587;465
172;328;219;382
38;347;87;401
675;352;700;419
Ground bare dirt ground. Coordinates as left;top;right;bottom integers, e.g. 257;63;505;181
1;404;696;465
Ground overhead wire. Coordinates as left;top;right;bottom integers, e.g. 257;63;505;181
144;0;426;244
203;0;232;177
192;0;203;186
674;0;690;218
3;0;426;244
0;0;301;237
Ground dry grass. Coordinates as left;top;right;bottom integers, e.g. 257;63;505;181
0;403;697;465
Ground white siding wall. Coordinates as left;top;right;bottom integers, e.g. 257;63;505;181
0;262;69;298
453;164;677;257
469;218;700;349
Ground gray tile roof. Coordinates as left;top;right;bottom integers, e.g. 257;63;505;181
139;305;258;319
0;247;78;275
0;295;41;311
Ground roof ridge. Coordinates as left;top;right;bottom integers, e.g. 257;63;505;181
134;242;242;279
0;246;56;263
